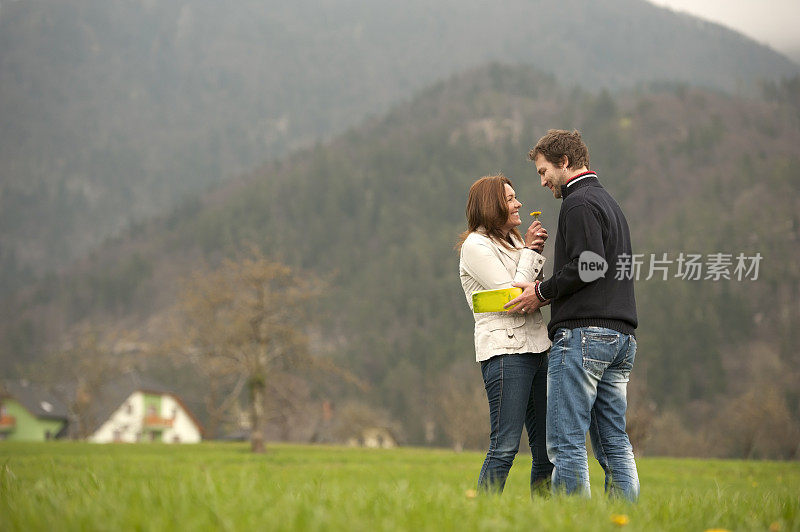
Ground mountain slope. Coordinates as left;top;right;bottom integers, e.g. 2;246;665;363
5;64;799;451
1;0;797;294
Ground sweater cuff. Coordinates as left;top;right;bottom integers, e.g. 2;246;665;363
534;281;546;302
538;279;555;300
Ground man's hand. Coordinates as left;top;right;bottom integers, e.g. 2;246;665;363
504;281;550;314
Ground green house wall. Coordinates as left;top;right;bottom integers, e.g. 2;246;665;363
143;393;163;442
143;393;162;415
1;399;65;441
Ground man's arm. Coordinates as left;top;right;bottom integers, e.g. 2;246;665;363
539;203;606;300
505;203;605;312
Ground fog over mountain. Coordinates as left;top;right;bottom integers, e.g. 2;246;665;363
1;0;797;296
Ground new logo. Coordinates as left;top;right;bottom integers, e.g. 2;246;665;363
578;251;608;282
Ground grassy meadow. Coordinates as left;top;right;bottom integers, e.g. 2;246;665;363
1;442;798;531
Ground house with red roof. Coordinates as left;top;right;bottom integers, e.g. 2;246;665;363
86;374;203;444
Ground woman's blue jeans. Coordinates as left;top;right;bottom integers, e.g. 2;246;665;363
478;352;553;494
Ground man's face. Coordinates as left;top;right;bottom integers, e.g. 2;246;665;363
534;153;568;199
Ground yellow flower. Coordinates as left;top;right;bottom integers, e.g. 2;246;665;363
465;489;477;499
530;211;542;218
704;529;730;532
610;514;629;526
769;522;782;532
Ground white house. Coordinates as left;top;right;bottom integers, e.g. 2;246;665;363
346;426;398;449
87;375;203;444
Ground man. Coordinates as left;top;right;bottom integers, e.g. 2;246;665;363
505;129;639;501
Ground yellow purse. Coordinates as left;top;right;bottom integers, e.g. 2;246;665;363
471;287;523;313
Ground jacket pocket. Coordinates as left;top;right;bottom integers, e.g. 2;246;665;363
488;315;526;350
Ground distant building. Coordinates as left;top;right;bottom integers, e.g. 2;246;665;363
86;374;203;444
347;427;398;449
0;380;68;441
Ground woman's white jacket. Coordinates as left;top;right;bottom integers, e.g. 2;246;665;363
459;230;551;362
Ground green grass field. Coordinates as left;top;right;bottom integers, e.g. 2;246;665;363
1;442;798;531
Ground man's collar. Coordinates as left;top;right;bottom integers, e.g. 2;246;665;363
560;171;599;199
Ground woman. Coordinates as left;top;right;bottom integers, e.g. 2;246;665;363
457;173;552;494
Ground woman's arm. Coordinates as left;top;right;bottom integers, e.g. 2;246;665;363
461;239;545;290
515;248;546;284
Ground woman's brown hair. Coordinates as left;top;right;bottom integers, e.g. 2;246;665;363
456;174;522;251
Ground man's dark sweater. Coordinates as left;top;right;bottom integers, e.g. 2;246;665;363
536;171;637;340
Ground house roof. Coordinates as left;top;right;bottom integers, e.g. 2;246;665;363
86;372;204;436
1;380;69;420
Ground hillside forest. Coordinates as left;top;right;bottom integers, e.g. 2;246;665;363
4;64;799;458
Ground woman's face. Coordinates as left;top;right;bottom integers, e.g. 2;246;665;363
502;183;523;234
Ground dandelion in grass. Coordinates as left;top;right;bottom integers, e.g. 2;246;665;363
465;489;477;499
704;529;730;532
769;523;782;532
610;514;629;526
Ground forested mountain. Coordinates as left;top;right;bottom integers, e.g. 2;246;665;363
5;64;799;456
1;0;798;295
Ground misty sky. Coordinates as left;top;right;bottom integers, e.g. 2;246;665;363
648;0;800;58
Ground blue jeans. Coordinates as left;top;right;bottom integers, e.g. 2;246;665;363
478;352;553;494
546;327;639;501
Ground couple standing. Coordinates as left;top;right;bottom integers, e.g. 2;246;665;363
457;130;639;501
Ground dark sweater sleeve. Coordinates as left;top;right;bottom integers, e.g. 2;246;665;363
538;203;605;301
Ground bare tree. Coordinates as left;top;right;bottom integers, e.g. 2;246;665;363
713;387;800;459
625;372;657;455
437;361;487;451
172;247;357;452
161;282;249;440
26;327;131;438
331;400;404;445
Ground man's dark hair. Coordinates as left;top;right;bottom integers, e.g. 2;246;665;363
528;129;590;170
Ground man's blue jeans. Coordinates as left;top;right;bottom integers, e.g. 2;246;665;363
478;352;553;494
546;327;639;501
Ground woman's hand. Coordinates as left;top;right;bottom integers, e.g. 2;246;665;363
524;221;548;252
